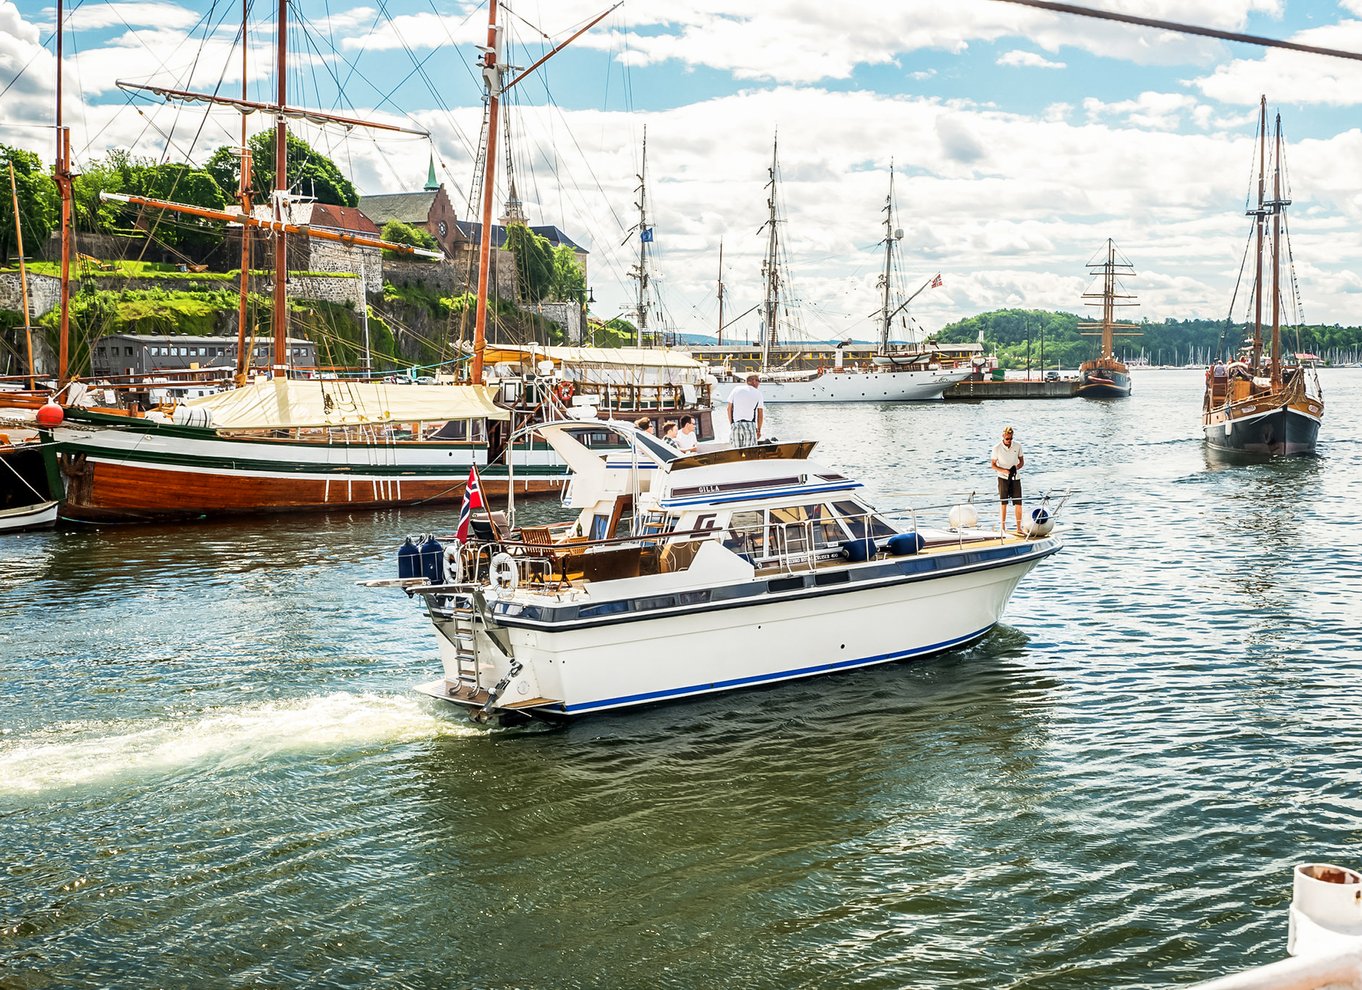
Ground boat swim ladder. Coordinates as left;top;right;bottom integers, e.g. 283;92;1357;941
444;591;483;692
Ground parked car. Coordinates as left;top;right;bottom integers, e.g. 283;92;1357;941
1044;371;1060;382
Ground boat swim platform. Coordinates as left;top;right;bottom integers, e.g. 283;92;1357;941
946;379;1078;400
414;678;559;711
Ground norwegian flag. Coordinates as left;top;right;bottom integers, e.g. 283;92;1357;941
454;465;485;544
930;273;943;288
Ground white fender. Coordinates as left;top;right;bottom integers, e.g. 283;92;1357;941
489;552;519;590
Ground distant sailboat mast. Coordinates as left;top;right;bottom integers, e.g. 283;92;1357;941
758;134;780;370
1250;96;1267;372
631;127;650;348
877;166;909;354
1270;111;1287;388
716;237;725;346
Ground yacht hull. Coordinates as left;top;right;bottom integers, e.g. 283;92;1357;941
422;545;1053;717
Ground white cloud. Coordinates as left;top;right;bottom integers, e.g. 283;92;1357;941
63;3;201;31
996;50;1065;70
6;0;1362;332
1189;19;1362;107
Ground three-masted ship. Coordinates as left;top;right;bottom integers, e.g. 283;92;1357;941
1202;97;1324;457
1076;239;1138;399
713;149;969;404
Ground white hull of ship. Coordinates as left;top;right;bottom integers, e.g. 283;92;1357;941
423;551;1043;716
715;367;972;404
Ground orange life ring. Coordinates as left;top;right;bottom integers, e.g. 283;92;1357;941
554;381;575;404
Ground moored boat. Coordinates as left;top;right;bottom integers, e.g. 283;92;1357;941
0;433;60;531
1076;238;1138;399
366;421;1065;722
40;377;573;523
1202;98;1323;457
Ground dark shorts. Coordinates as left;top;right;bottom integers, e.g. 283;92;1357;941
997;477;1022;503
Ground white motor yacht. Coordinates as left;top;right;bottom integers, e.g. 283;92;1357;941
370;423;1064;722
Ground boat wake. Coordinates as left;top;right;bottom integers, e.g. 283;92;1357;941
0;692;477;797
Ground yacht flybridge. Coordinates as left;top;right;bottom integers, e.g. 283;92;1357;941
368;424;1065;722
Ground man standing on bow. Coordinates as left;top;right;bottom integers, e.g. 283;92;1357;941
990;425;1025;533
727;374;765;449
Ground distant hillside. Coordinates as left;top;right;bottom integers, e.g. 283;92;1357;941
936;308;1362;368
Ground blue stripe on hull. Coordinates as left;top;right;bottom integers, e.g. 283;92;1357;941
557;624;995;715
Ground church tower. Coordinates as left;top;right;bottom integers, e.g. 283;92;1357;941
499;178;528;227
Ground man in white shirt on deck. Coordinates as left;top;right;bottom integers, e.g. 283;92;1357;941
675;415;699;453
990;425;1025;533
727;375;765;449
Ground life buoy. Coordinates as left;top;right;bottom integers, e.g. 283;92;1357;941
443;545;464;584
554;381;575;404
490;552;519;590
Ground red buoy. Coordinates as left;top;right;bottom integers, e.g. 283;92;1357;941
35;402;64;427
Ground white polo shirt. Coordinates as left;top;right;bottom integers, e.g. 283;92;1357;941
675;429;698;453
992;439;1022;478
728;383;764;422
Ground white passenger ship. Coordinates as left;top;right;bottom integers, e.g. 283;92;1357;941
371;423;1064;722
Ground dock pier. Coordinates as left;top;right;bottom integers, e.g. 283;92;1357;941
946;377;1078;400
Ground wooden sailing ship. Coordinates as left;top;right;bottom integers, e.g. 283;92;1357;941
1076;238;1139;399
29;0;622;521
1202;97;1323;457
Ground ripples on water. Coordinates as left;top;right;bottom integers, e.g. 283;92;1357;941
2;370;1361;989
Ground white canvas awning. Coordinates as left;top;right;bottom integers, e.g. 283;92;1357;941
484;345;702;371
184;378;507;430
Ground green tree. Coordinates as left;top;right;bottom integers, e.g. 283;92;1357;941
505;223;554;302
0;145;58;265
206;132;359;208
379;219;437;260
127;162;229;252
548;245;586;303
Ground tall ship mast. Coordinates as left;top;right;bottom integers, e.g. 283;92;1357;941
1201;96;1323;457
628;127;653;347
1075;238;1139;398
758;134;782;372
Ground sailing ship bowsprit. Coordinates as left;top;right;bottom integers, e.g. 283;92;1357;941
1202;97;1323;457
1076;239;1138;399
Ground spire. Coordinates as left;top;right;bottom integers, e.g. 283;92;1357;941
500;177;527;226
424;153;438;192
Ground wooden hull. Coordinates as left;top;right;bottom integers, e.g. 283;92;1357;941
1203;404;1320;457
56;456;565;522
1077;360;1131;398
48;414;568;523
1202;374;1323;457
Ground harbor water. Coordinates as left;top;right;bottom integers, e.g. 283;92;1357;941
3;369;1360;988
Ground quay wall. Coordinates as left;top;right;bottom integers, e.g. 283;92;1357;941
946;379;1078;400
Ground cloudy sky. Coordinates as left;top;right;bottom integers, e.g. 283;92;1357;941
4;0;1362;342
